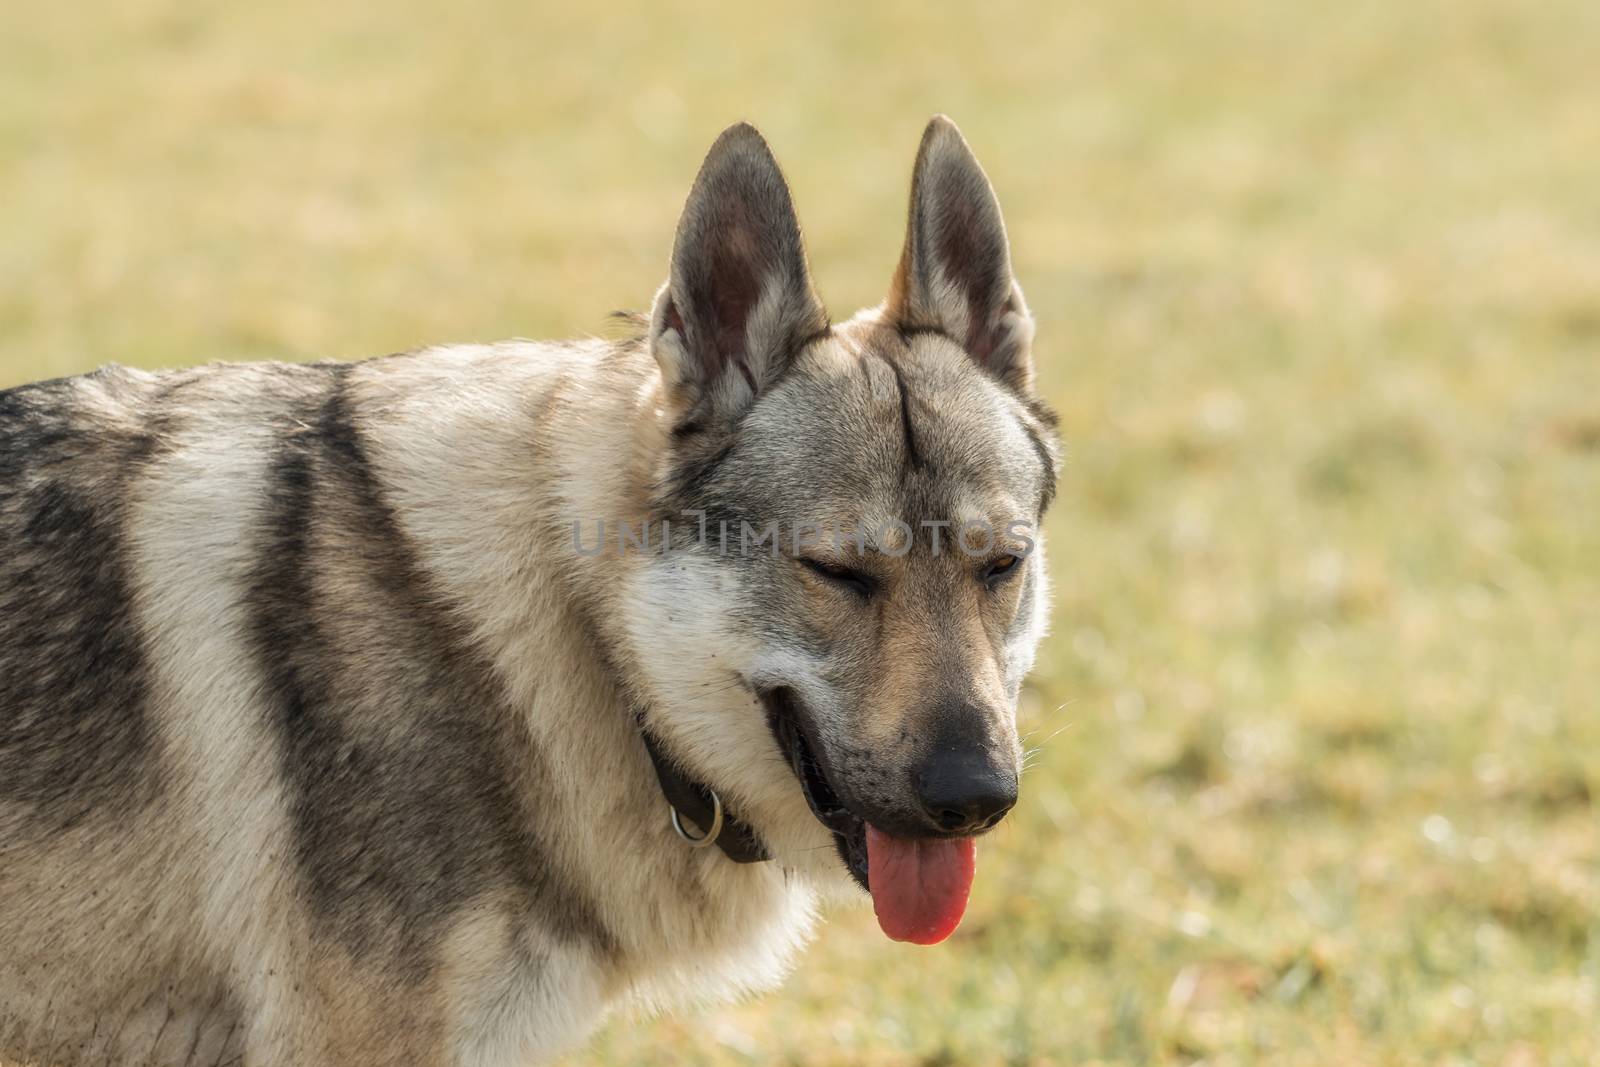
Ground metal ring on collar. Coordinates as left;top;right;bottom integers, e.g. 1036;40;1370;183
668;791;724;848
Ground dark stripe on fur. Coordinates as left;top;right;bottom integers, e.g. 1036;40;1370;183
662;436;738;510
0;370;170;834
880;355;925;473
248;364;617;974
896;324;960;347
797;325;834;350
1014;393;1060;512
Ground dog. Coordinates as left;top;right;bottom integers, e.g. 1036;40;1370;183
0;116;1058;1066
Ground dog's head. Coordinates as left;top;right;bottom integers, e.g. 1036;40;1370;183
624;118;1056;942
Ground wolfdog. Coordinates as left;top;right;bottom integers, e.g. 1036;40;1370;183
0;116;1057;1066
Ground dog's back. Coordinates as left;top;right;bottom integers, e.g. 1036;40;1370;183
2;365;173;840
0;363;340;840
3;364;263;1064
0;362;358;1065
0;355;619;1065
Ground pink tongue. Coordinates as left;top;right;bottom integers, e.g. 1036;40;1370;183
865;825;977;945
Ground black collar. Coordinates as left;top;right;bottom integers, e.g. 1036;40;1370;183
639;727;770;864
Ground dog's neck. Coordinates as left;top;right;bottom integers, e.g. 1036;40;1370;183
543;344;777;865
361;339;819;994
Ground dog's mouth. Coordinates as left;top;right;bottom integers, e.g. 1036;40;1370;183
758;686;977;946
759;687;870;889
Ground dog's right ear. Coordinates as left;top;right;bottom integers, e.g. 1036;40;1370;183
648;123;828;425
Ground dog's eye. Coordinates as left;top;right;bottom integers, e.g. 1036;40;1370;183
799;557;876;598
983;554;1022;585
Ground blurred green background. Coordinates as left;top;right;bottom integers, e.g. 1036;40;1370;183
4;1;1598;1064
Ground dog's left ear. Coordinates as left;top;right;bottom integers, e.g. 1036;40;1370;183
886;116;1036;394
649;123;828;424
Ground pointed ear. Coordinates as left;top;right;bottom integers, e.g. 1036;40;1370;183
648;123;828;423
886;116;1036;393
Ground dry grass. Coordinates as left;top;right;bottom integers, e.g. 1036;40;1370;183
3;1;1598;1063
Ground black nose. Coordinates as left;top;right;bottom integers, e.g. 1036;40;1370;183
913;749;1018;834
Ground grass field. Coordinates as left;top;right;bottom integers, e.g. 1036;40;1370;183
4;1;1599;1064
